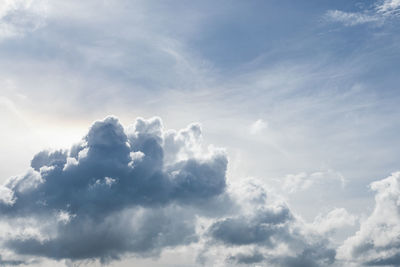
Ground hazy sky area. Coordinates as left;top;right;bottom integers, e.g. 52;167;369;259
1;0;400;266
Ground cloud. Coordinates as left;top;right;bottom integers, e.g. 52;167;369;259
312;208;357;235
0;185;15;205
0;116;228;262
376;0;400;16
338;172;400;265
227;251;266;265
199;178;336;267
250;119;268;135
325;0;400;27
3;115;399;267
282;170;345;194
0;0;47;40
0;124;340;266
209;205;292;246
0;255;39;266
325;10;379;26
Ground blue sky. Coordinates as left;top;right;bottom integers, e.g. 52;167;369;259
0;0;400;266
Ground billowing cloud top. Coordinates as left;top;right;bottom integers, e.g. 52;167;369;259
1;116;399;267
0;116;228;262
338;172;400;266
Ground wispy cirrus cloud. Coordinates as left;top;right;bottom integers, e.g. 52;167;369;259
325;0;400;26
377;0;400;16
282;170;346;194
325;10;380;26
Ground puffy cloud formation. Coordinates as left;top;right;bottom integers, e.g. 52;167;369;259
338;172;400;266
312;208;357;235
3;115;391;267
199;178;336;267
0;116;228;262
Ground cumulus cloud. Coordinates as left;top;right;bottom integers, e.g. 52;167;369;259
0;185;15;205
338;172;400;265
0;116;228;263
199;178;336;267
4;115;397;267
312;208;357;235
0;117;339;266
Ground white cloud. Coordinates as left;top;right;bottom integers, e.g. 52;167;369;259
325;0;400;27
0;0;47;40
338;172;400;265
56;210;75;224
0;185;15;205
250;119;268;135
283;170;346;194
312;208;357;235
376;0;400;15
325;10;379;26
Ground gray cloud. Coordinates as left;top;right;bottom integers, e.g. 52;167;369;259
5;206;198;262
199;178;336;267
227;251;265;264
2;115;387;267
209;206;292;246
208;209;336;267
0;255;27;266
365;253;400;266
270;244;336;267
0;116;228;262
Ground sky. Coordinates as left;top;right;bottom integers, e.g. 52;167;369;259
0;0;400;266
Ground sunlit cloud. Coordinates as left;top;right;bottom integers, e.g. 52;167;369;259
1;0;400;266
